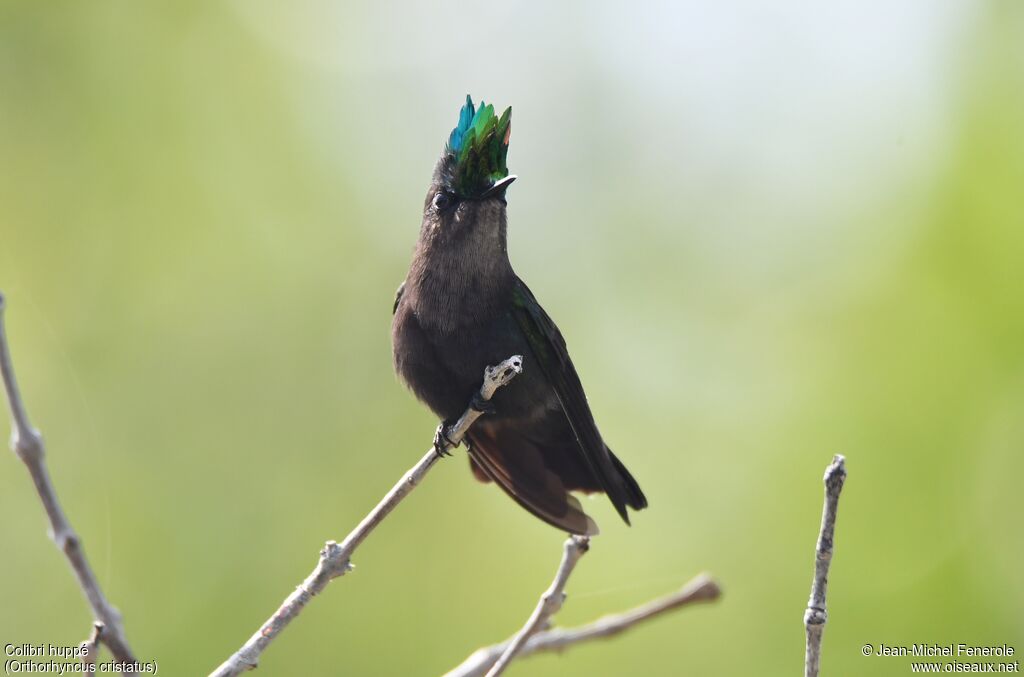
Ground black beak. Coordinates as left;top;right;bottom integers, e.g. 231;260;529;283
482;174;517;199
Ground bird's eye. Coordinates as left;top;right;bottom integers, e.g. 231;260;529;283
433;192;453;211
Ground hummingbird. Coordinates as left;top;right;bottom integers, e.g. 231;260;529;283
391;96;647;535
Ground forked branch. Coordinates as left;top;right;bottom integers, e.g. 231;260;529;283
447;563;721;677
485;535;591;676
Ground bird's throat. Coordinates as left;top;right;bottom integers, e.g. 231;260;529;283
408;233;514;335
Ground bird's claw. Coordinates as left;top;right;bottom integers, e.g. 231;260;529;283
470;393;497;416
433;421;456;458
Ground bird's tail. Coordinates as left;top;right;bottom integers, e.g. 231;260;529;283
608;448;648;511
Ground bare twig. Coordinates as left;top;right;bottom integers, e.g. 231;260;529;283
210;355;525;677
484;535;591;677
804;454;847;677
447;572;722;677
81;622;104;668
0;293;139;675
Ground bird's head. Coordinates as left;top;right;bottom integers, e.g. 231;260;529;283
422;96;516;241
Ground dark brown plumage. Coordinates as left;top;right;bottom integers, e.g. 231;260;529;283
391;98;646;534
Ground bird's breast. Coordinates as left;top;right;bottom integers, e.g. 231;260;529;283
392;285;538;421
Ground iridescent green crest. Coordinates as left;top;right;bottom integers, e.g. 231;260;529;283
443;95;511;198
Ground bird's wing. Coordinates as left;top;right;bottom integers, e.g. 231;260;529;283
509;277;635;523
467;421;599;535
392;280;406;315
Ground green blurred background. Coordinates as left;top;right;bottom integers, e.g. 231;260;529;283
1;2;1022;675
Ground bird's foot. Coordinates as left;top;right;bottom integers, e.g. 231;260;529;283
470;393;497;416
433;420;457;458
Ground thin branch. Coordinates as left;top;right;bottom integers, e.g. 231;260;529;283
0;293;139;675
81;621;104;669
485;535;591;677
804;454;847;677
210;355;525;677
447;572;722;677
